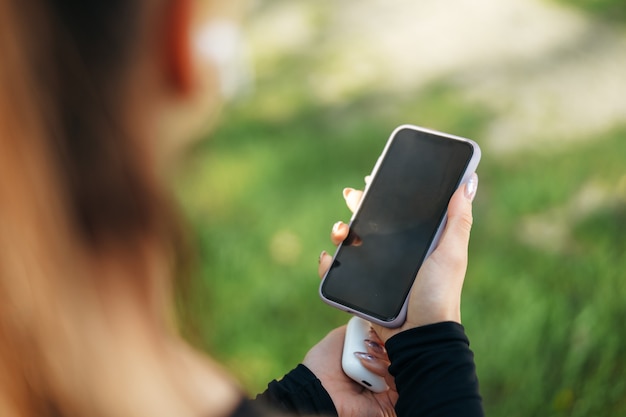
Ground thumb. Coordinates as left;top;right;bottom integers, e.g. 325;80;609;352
436;173;478;262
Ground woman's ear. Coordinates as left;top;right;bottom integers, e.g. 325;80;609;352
163;0;195;96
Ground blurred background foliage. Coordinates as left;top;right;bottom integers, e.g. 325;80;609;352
557;0;626;22
173;0;626;416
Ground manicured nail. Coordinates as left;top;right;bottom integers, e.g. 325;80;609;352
319;250;327;264
364;339;386;355
354;352;376;362
332;221;342;234
464;173;478;201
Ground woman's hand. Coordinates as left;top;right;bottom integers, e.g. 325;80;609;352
319;174;478;342
303;326;398;417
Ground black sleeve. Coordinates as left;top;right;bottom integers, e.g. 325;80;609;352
253;364;338;416
386;322;484;417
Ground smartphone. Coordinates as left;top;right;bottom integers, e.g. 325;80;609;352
319;124;481;328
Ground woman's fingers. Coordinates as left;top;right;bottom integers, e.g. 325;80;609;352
318;250;333;278
360;328;390;371
355;353;396;391
331;221;350;246
354;352;390;374
363;338;388;361
355;336;397;391
431;173;478;272
343;188;363;213
367;327;385;347
318;220;349;278
318;187;365;278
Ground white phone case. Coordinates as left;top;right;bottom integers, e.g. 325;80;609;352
342;316;389;393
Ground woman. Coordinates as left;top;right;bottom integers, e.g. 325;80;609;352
0;1;483;416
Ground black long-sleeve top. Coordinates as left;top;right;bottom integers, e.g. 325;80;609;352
386;322;483;416
246;321;483;417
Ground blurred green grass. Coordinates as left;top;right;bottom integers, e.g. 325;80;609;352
172;2;626;416
556;0;626;22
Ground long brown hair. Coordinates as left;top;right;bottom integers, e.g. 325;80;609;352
0;1;184;415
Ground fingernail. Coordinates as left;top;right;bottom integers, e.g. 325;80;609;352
464;173;478;201
343;188;354;199
364;339;386;355
332;221;342;234
319;250;327;264
354;352;376;362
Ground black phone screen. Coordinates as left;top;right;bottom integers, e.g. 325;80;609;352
320;127;475;323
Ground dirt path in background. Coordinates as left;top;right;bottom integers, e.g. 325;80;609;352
249;0;626;154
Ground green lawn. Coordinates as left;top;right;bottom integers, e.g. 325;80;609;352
172;2;626;416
